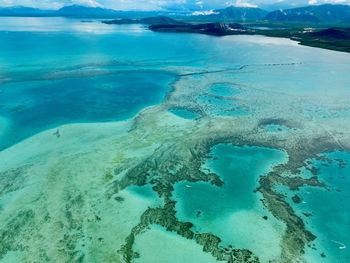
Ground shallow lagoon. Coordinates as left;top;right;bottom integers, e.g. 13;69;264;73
197;94;248;117
209;83;240;97
1;18;350;150
1;17;350;262
277;151;350;263
0;71;174;150
134;225;219;263
168;107;200;120
174;144;287;262
262;124;293;133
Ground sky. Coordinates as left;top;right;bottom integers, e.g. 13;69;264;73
1;0;350;10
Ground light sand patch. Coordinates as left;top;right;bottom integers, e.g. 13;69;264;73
220;210;285;263
134;224;222;263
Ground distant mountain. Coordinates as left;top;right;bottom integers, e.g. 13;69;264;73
0;5;170;18
259;0;310;11
103;16;187;26
140;16;186;25
55;5;119;18
187;6;268;22
214;6;268;21
265;4;350;23
0;5;124;18
2;3;350;25
0;6;48;16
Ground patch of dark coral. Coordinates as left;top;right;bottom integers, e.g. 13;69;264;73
292;194;302;204
258;118;299;129
0;210;35;260
0;165;32;196
118;201;259;263
112;119;346;262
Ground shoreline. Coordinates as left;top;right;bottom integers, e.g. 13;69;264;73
149;26;350;54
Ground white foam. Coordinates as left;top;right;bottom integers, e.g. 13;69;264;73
331;240;347;250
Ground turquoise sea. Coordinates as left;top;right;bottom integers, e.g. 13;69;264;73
277;151;350;262
0;72;174;149
1;18;350;151
0;17;350;263
174;145;288;262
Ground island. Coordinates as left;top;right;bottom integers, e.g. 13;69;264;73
103;16;350;52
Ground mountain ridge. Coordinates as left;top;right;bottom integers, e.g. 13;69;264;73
212;6;268;21
266;4;350;23
1;4;350;24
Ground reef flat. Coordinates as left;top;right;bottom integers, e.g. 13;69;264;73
1;67;349;262
1;20;350;263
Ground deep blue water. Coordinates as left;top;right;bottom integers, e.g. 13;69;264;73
0;18;215;150
0;71;174;150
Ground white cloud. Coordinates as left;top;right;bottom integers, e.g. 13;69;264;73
74;0;103;8
226;0;258;8
192;10;220;15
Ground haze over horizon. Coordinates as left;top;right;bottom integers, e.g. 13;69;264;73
1;0;350;11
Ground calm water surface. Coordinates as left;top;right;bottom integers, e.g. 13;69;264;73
174;144;288;262
1;18;350;151
0;17;350;262
277;151;350;263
